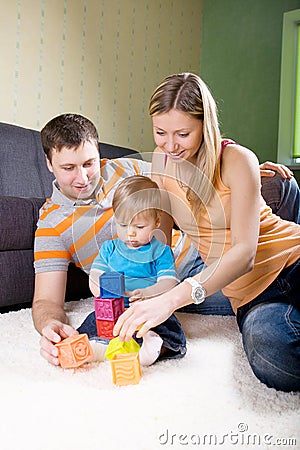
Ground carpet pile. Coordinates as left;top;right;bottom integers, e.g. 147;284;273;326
0;298;299;450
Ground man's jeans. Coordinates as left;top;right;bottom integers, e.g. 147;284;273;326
237;260;300;392
78;311;187;361
261;172;300;225
178;174;300;316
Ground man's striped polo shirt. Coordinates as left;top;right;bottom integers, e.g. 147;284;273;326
34;156;198;278
34;158;151;274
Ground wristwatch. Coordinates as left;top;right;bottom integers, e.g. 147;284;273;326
184;277;207;304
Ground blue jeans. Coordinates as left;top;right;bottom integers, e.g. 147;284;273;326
237;260;300;392
178;254;235;316
77;311;187;361
178;174;300;316
261;173;300;224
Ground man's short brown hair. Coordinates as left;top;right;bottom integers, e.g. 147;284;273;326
41;113;99;161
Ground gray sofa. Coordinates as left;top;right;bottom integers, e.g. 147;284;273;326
0;121;141;311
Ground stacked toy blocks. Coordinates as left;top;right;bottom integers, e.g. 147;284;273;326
110;352;142;386
94;272;125;340
94;272;142;386
55;333;94;369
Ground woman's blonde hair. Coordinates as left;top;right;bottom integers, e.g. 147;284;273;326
149;72;222;215
112;175;161;223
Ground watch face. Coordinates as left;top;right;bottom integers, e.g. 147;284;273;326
193;286;205;304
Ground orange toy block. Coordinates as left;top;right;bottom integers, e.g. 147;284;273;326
55;333;94;369
96;318;115;340
110;352;142;386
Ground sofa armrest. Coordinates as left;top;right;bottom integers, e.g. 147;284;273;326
0;196;45;251
0;196;93;311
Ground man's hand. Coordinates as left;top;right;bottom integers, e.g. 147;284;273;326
259;161;294;179
39;320;78;366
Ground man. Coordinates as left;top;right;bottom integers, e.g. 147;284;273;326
32;113;299;365
32;114;151;364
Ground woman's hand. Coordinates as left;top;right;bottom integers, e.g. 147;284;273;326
115;281;193;341
259;161;293;179
113;293;175;341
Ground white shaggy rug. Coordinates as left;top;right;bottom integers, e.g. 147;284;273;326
0;298;299;450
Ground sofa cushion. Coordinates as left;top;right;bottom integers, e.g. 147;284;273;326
0;122;141;200
99;142;143;159
0;122;54;198
0;197;44;250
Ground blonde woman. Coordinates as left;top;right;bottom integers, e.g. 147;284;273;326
114;73;300;392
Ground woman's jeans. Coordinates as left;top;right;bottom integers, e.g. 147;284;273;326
178;175;300;391
237;260;300;392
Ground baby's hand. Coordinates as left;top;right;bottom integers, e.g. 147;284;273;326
127;289;145;303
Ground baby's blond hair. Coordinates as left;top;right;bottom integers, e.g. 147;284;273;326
112;175;161;224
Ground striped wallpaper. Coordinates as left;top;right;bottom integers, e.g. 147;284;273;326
0;0;202;152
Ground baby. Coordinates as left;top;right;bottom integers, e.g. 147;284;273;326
78;175;186;365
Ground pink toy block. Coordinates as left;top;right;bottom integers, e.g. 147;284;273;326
94;296;124;321
55;333;94;369
110;352;142;386
96;319;116;340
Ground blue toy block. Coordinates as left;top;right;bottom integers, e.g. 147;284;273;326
99;272;125;298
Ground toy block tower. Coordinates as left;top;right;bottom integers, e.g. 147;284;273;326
94;272;125;340
110;352;142;386
55;333;94;369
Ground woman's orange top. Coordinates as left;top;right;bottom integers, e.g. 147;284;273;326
163;148;300;313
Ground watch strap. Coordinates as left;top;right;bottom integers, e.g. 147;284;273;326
185;277;202;289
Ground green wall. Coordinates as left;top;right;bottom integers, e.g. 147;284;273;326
200;0;300;166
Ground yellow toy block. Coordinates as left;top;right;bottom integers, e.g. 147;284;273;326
105;336;140;360
110;352;142;386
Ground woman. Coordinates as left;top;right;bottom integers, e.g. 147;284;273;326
114;73;300;392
